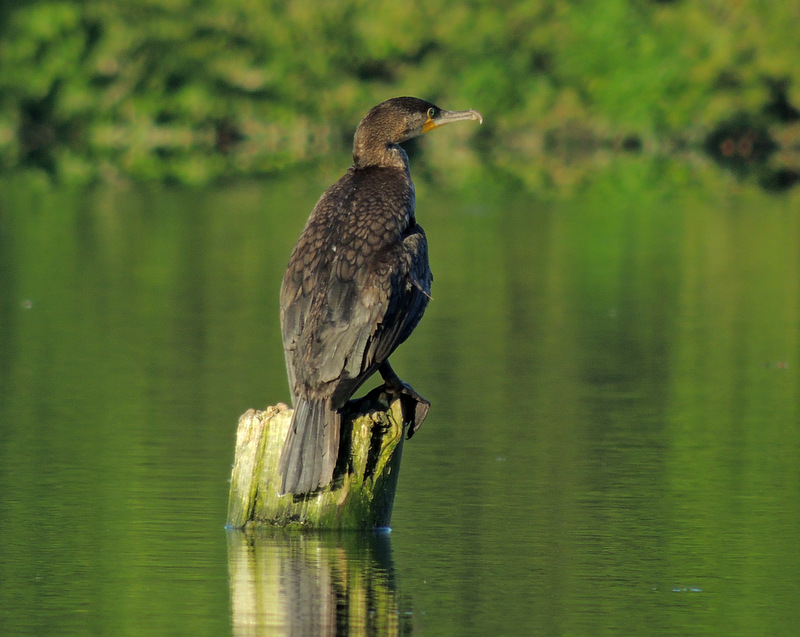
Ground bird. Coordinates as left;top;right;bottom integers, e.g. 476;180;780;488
278;96;483;495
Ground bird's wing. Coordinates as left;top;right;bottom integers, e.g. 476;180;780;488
280;170;430;405
323;224;431;408
280;217;383;395
282;225;430;404
364;224;431;366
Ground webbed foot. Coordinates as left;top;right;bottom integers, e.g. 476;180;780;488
379;362;430;438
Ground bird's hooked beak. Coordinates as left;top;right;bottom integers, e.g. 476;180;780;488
422;108;484;134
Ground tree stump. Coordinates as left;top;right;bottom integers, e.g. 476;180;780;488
227;387;412;530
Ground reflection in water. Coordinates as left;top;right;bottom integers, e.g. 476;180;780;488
2;170;800;636
704;111;800;191
227;530;411;635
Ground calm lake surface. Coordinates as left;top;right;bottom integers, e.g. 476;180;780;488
1;156;799;635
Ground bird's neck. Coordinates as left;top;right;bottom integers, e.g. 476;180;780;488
353;131;409;170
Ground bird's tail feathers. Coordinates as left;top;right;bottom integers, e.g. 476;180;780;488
278;399;340;495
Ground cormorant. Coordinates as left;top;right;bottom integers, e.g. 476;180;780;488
278;97;483;495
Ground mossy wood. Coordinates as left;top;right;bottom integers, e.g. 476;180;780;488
227;388;410;530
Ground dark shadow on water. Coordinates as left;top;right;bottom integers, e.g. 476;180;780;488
226;528;414;635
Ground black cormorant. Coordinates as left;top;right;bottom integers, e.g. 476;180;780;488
278;96;483;495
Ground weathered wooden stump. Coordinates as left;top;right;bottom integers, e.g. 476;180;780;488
227;387;412;530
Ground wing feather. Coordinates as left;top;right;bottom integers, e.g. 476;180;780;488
280;166;430;408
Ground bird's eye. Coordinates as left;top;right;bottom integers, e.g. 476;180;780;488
427;107;436;119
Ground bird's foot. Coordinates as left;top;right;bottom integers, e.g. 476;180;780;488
378;361;430;437
380;377;430;438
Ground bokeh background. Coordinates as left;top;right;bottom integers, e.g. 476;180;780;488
1;0;799;188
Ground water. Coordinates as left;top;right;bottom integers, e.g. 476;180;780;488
1;158;799;635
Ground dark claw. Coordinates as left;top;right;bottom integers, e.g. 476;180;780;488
408;395;430;438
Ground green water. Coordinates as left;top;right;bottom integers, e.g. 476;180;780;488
1;159;799;635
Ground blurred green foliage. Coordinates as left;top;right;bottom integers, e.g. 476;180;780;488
1;0;799;184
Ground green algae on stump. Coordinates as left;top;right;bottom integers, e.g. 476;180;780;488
227;389;409;530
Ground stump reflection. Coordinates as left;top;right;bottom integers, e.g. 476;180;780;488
227;529;413;635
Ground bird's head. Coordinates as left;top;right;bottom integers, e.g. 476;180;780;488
353;97;483;168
